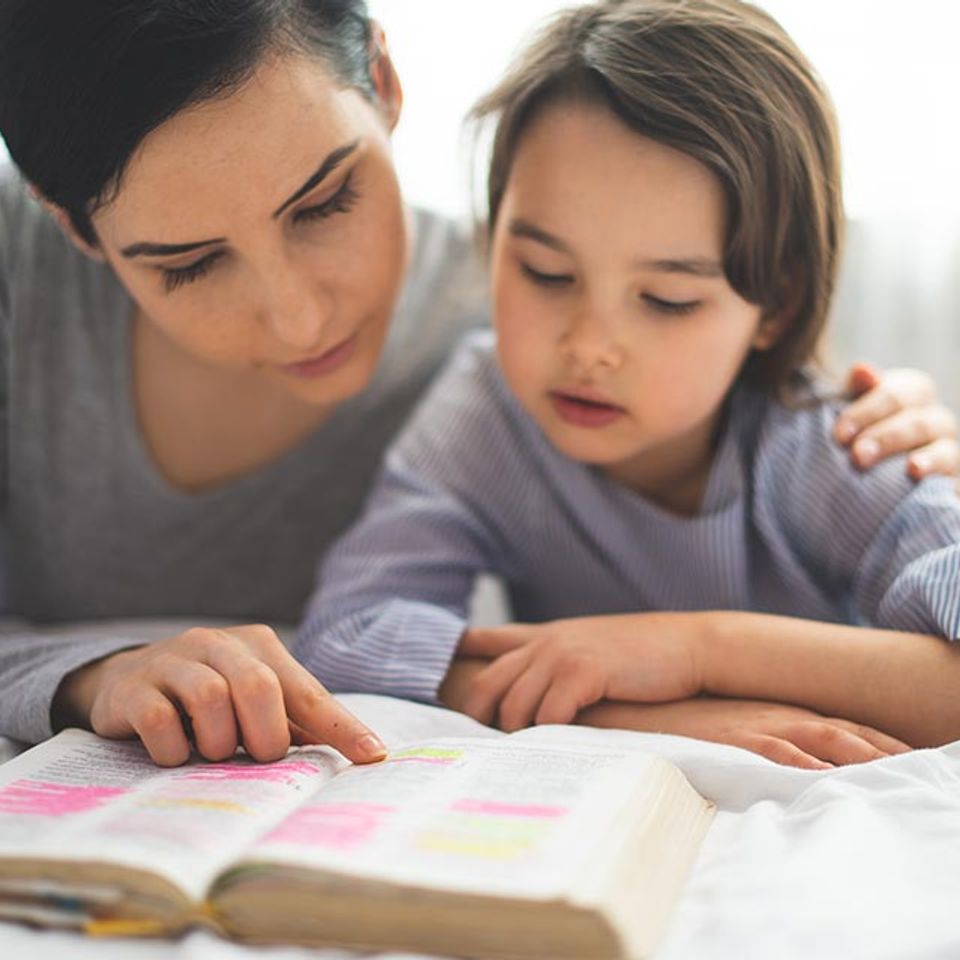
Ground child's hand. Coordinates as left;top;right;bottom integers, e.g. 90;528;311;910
579;697;911;770
459;615;703;731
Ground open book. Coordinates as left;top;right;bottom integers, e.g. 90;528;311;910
0;695;713;960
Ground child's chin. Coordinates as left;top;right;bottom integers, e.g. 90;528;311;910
543;428;632;468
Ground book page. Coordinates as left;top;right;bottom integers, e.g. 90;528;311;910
0;697;495;904
0;730;343;901
230;736;657;901
337;693;504;747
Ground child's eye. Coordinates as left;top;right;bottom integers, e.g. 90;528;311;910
161;250;225;293
293;173;360;225
521;263;574;288
643;294;700;316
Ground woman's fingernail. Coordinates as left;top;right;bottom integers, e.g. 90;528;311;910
910;454;930;475
854;437;880;466
835;419;856;443
358;733;387;760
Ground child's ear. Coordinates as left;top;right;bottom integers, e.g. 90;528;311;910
369;23;403;132
751;312;787;351
28;185;106;263
752;270;802;351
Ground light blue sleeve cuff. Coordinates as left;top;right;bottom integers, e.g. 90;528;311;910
295;601;468;705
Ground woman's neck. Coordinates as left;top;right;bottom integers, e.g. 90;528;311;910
131;310;335;494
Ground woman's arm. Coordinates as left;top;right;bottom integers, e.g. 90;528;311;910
577;695;909;767
52;624;388;766
0;620;155;744
0;620;386;766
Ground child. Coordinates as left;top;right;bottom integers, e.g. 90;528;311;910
295;0;960;767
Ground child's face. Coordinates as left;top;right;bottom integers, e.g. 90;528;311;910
490;102;778;507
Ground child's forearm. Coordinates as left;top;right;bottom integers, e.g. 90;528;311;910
696;612;960;747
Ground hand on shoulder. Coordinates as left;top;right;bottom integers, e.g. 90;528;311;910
836;363;958;482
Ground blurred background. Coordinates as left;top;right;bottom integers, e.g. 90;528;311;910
371;0;960;407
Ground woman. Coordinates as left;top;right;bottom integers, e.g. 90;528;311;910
0;0;954;766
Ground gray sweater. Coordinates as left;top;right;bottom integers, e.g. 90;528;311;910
0;165;488;743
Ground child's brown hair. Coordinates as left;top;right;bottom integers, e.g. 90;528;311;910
472;0;843;391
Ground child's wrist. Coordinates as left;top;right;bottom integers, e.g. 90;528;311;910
689;612;734;697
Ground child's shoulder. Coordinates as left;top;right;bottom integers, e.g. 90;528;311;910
426;329;508;413
736;373;947;510
387;330;536;474
749;375;851;457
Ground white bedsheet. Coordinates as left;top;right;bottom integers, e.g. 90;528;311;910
2;704;959;959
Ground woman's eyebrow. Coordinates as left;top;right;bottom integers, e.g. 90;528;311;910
272;140;360;218
120;141;362;259
121;238;226;259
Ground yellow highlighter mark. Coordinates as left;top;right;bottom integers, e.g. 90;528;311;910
384;747;464;765
416;816;549;860
135;797;251;814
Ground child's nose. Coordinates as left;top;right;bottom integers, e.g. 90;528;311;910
559;309;624;372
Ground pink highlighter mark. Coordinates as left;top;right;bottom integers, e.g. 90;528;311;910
177;760;321;784
265;802;394;851
452;799;568;819
0;780;128;816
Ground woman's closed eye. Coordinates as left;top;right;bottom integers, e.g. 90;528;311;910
161;250;226;294
159;174;361;293
293;172;360;225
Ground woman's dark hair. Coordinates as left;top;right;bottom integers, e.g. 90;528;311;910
0;0;375;245
472;0;844;393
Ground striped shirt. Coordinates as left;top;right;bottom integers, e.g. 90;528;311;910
295;331;960;702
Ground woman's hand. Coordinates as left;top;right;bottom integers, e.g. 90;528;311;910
836;363;958;479
54;624;387;767
459;616;704;731
578;697;911;770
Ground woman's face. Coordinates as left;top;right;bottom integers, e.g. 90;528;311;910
90;51;409;407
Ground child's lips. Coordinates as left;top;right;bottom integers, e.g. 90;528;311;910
549;389;626;428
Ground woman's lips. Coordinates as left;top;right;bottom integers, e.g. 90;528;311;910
549;390;626;428
279;334;357;380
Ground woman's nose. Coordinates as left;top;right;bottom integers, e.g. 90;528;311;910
261;274;332;351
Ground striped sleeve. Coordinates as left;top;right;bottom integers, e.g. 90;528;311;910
294;334;514;702
754;398;960;638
